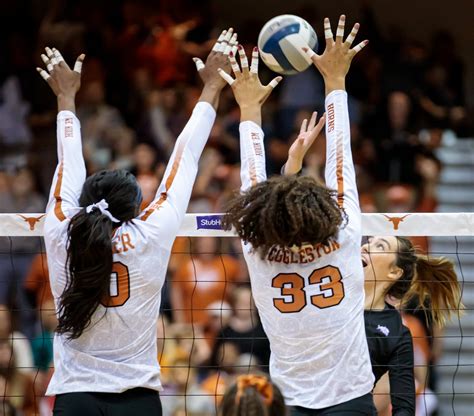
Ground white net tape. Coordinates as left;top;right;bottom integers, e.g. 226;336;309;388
1;212;473;237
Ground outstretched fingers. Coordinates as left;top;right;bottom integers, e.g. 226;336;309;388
324;18;334;46
344;23;360;48
267;76;282;90
308;111;318;130
302;46;318;65
237;45;249;73
229;50;241;77
73;54;85;74
250;47;259;74
351;40;369;56
193;57;205;72
335;15;346;44
36;67;50;82
217;68;234;86
300;118;308;135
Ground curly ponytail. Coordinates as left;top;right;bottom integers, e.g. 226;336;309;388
388;237;464;327
56;170;142;339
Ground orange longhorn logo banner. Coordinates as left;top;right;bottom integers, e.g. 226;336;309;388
18;214;45;231
383;214;411;230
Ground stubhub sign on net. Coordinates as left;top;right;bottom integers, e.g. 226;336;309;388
196;215;223;230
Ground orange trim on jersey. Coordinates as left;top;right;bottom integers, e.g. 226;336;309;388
54;162;66;221
336;131;344;208
141;141;186;221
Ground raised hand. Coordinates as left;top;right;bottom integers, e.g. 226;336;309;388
37;47;85;97
218;46;282;124
193;28;238;90
303;15;368;93
37;47;85;113
285;111;326;175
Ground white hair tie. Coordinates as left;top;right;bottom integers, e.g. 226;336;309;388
85;199;120;223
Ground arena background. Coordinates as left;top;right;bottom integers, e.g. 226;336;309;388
0;0;472;415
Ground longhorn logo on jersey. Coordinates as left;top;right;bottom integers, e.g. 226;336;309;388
383;214;410;230
17;214;45;231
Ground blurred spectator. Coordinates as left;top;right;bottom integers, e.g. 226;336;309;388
171;237;239;327
0;306;33;375
0;76;32;172
211;287;270;370
0;339;36;415
30;299;56;372
161;354;215;416
77;80;128;171
23;253;52;312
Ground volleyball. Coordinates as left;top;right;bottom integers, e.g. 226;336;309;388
258;14;318;75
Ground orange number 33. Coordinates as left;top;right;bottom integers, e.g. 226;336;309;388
101;262;131;307
272;266;345;313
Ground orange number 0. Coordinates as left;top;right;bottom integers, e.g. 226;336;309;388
101;262;130;307
272;266;345;313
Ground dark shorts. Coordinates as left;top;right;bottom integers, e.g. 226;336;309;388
53;388;162;416
291;393;376;416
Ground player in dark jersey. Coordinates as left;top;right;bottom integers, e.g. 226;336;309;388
362;236;463;415
281;100;462;416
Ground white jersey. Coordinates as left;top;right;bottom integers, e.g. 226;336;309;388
44;102;216;395
239;90;374;409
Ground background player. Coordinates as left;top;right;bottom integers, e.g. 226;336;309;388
220;374;287;416
220;15;375;415
36;28;236;416
283;115;462;414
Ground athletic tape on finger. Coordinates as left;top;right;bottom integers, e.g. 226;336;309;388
73;59;83;74
218;69;234;85
269;77;281;89
229;53;241;73
37;68;50;81
352;40;368;54
230;33;238;46
223;43;232;55
345;24;359;46
223;28;233;43
302;48;316;59
45;47;54;58
193;58;205;71
324;20;333;39
212;30;227;51
250;49;259;74
336;16;345;37
41;54;53;72
238;47;248;68
53;49;65;63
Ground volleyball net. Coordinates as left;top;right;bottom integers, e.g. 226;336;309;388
0;212;472;415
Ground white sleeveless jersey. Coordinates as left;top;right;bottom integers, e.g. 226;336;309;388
44;102;216;395
239;90;374;409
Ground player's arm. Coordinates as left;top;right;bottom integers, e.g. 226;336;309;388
304;16;368;223
388;327;416;415
219;47;282;191
36;48;86;230
140;29;236;248
282;111;326;176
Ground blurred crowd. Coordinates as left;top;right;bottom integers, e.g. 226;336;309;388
0;0;471;414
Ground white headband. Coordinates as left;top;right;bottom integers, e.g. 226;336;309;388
85;199;120;223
